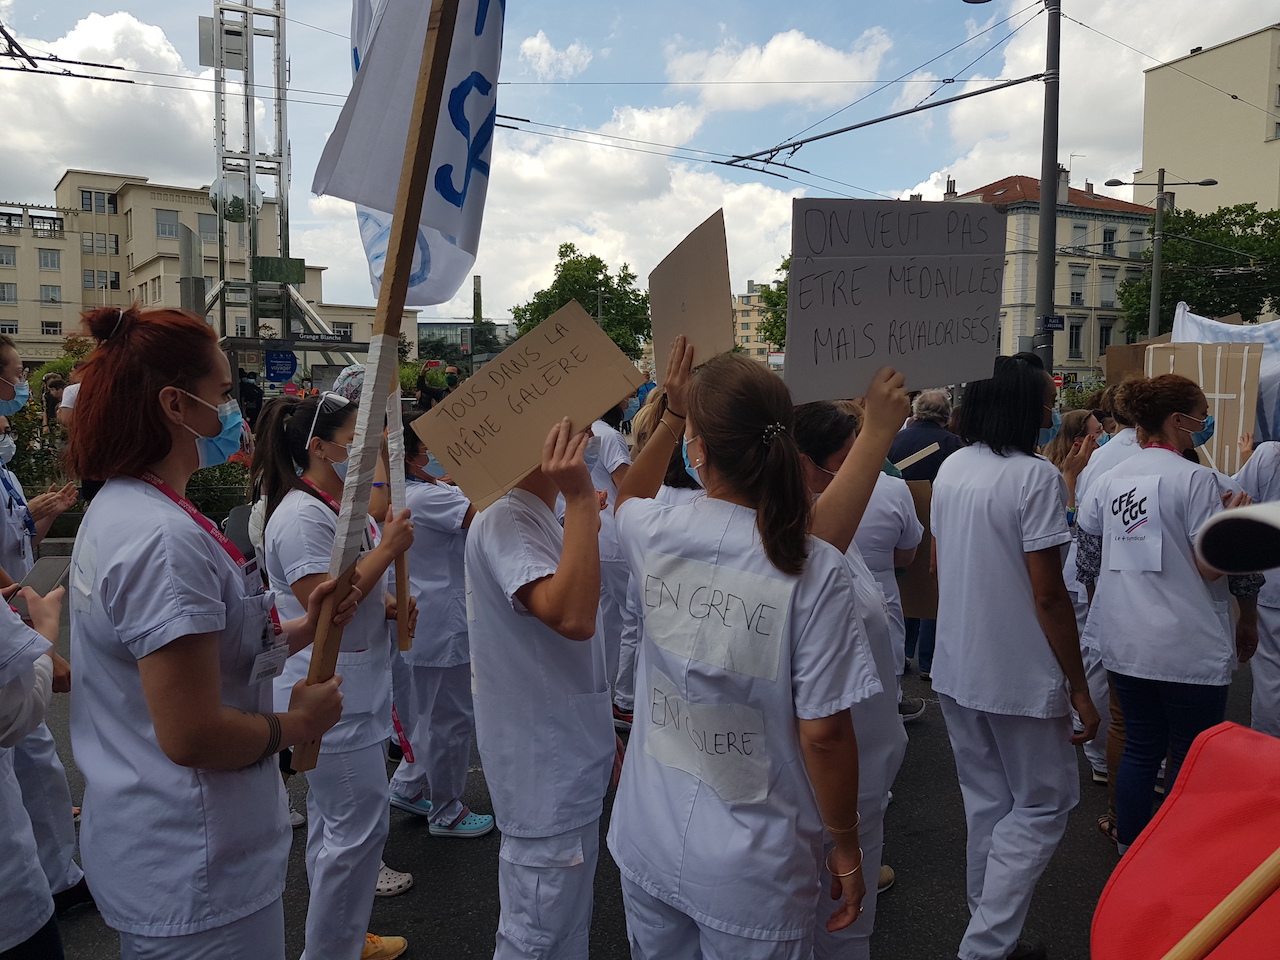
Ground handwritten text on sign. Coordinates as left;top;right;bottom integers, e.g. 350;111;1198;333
411;300;644;510
785;198;1008;401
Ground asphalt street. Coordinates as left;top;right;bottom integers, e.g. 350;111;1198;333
45;615;1256;960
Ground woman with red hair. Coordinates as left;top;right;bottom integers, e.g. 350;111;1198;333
65;305;353;960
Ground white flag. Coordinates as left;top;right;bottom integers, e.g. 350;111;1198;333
314;0;504;306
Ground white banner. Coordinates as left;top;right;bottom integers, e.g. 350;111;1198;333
314;0;504;306
1172;302;1280;442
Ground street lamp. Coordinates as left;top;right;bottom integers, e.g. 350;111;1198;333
1104;169;1218;339
965;0;1059;374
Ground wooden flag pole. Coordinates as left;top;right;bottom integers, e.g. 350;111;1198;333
292;0;459;771
1159;845;1280;960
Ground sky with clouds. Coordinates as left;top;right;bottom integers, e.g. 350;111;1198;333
0;0;1274;323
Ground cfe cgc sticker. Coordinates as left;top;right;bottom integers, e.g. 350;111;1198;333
1106;475;1162;572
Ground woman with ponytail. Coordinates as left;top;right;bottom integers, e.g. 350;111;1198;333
65;306;351;960
607;341;882;958
252;392;415;960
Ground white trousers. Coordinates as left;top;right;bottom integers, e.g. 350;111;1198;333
614;578;642;713
118;897;284;960
1251;605;1280;737
494;821;599;960
12;721;84;895
300;741;390;960
390;661;474;826
939;696;1078;960
621;876;811;960
1080;644;1111;774
812;790;887;960
600;559;631;689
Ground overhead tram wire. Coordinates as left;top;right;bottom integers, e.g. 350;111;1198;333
911;6;1043;109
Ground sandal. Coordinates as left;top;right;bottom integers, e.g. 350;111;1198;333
1097;813;1118;846
374;861;414;897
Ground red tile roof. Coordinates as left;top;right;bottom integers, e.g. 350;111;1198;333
958;175;1151;215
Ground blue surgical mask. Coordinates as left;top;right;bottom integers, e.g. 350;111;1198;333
584;436;601;471
1038;406;1061;447
1183;412;1215;447
424;452;448;479
1095;431;1110;447
0;434;15;464
681;437;703;487
332;443;354;480
0;377;30;417
182;392;244;469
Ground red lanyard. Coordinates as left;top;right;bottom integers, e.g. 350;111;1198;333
138;472;281;634
301;478;379;544
1143;442;1181;455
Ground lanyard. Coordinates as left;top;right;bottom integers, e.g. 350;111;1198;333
1143;442;1182;455
0;469;36;539
300;478;379;544
137;472;280;634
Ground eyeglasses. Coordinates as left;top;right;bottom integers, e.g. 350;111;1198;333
305;391;351;450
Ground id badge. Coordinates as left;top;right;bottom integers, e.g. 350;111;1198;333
249;619;288;684
243;558;265;596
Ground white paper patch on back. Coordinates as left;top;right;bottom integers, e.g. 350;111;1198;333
1106;475;1163;572
644;668;768;804
641;552;793;681
70;540;96;614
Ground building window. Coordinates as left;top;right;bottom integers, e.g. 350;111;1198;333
110;271;120;290
83;269;95;289
0;214;17;235
0;283;16;303
1068;321;1084;360
97;271;108;290
198;213;218;243
156;209;179;238
0;246;13;268
235;316;248;338
1100;269;1118;308
1099;322;1114;356
755;348;767;356
124;209;132;240
93;192;106;214
80;190;93;211
1071;223;1088;253
332;322;353;340
1129;229;1145;258
41;321;62;337
94;233;107;255
1102;228;1116;257
1069;267;1087;306
740;336;751;344
107;193;118;214
39;284;61;304
108;234;119;255
38;249;60;270
0;322;16;335
29;217;63;238
82;232;94;253
741;322;751;331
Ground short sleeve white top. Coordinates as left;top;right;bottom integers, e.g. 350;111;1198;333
591;420;632;563
465;488;613;838
1079;448;1232;685
58;382;80;410
0;466;32;580
932;445;1073;718
608;496;880;940
853;472;923;622
401;478;470;667
69;478;289;936
265;487;393;753
1076;427;1140;505
655;484;704;507
1234;441;1280;609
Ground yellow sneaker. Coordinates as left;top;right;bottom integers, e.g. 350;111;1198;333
361;932;408;959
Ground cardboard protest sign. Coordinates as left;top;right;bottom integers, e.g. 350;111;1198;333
412;300;645;509
1145;342;1262;475
785;198;1007;402
1102;333;1171;386
648;209;734;384
899;480;938;621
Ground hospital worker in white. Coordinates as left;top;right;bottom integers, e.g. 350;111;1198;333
388;417;494;837
1077;374;1253;851
467;417;614;960
932;355;1099;960
1235;436;1280;735
610;344;885;960
795;393;917;960
1;585;66;959
65;306;347;960
254;391;416;960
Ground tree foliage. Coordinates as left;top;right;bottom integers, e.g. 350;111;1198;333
417;335;466;366
471;319;503;355
511;243;650;359
755;257;790;350
1118;203;1280;336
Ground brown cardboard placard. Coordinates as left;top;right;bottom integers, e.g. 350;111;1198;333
412;300;645;510
899;480;938;621
648;208;734;384
1102;333;1171;386
1145;342;1262;476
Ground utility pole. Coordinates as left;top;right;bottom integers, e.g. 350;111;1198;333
1148;167;1165;340
1032;0;1061;374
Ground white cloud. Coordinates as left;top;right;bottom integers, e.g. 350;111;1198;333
518;31;593;81
665;28;893;112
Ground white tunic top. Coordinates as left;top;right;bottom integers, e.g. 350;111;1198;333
1079;447;1233;685
266;487;393;753
591;420;632;564
0;465;33;580
1076;426;1140;505
1234;441;1280;609
69;478;289;936
466;488;613;838
853;472;923;647
401;478;470;667
608;497;879;940
932;445;1073;719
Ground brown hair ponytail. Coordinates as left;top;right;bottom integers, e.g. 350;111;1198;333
687;354;809;575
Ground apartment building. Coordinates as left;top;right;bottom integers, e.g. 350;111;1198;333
956;170;1153;378
0;202;83;362
735;281;780;365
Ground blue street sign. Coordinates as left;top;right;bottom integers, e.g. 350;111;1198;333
1044;314;1065;332
265;350;298;382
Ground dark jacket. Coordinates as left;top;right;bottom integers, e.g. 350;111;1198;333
887;419;964;482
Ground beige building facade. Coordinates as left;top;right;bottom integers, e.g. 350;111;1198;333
1136;25;1280;211
0;168;408;367
735;281;780;365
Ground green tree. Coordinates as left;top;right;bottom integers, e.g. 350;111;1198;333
397;332;415;363
755;257;790;350
511;243;650;359
1117;203;1280;336
417;335;466;367
471;319;502;355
